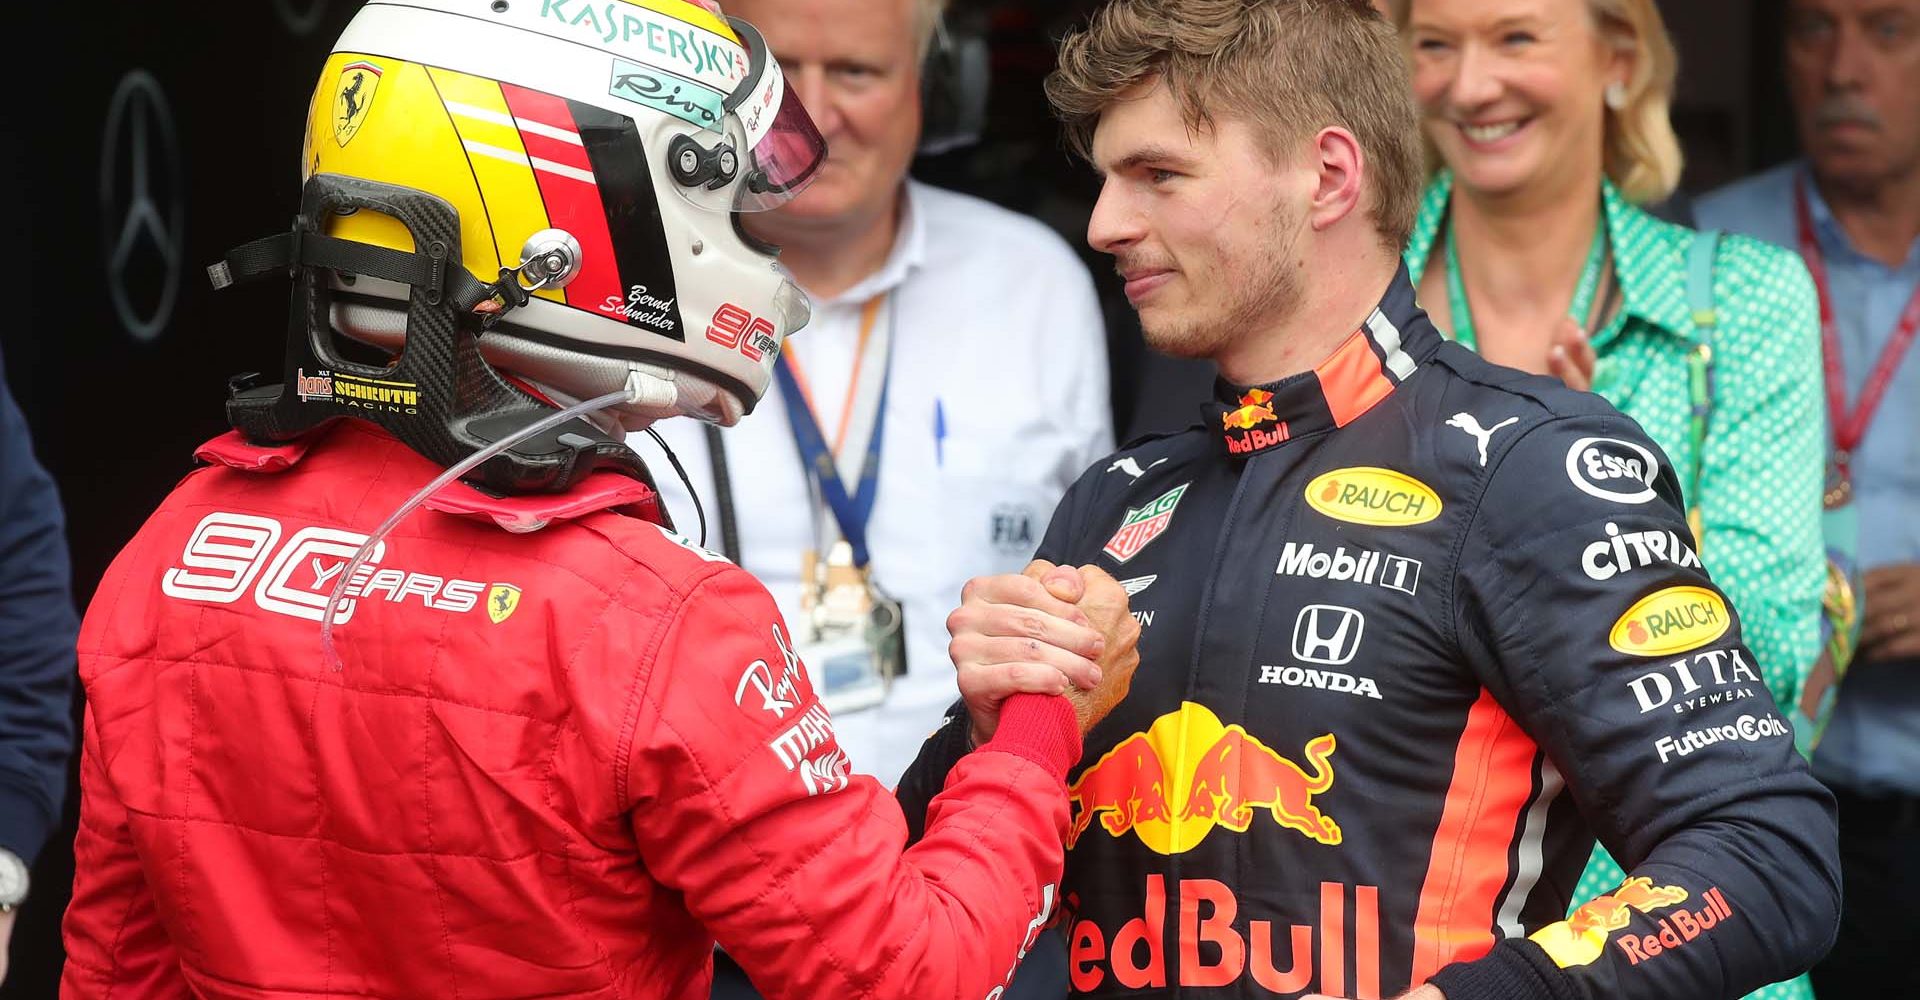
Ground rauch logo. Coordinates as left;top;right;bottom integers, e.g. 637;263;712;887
1304;467;1442;527
1609;586;1730;657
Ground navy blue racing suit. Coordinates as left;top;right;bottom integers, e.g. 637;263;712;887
897;267;1839;999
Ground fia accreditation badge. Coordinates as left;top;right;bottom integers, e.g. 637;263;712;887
797;541;904;715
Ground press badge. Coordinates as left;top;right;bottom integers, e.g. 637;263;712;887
798;541;905;716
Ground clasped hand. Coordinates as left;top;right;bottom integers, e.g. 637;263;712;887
947;559;1142;742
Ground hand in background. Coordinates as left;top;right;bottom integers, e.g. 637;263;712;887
1860;563;1920;662
1547;317;1597;392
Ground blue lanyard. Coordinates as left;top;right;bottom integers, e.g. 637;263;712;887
773;303;894;569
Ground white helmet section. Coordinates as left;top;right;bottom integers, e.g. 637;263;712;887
327;0;816;428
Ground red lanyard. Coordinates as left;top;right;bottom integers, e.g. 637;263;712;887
1795;177;1920;462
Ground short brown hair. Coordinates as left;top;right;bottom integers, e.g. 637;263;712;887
1046;0;1424;253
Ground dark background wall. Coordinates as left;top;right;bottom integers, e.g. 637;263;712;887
0;1;1792;994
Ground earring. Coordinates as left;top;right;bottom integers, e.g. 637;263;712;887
1605;82;1628;111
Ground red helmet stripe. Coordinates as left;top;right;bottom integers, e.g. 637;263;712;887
499;83;623;318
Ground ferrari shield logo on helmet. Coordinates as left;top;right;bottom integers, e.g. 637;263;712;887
333;61;383;147
486;584;522;625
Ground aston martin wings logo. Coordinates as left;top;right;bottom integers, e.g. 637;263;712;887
334;61;383;147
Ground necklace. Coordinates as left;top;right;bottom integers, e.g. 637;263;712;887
1444;206;1609;352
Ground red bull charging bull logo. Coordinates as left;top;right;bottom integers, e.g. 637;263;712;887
1528;877;1692;968
1067;702;1340;854
1222;388;1278;431
1221;388;1290;455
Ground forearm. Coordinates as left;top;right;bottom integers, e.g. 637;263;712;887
694;696;1078;1000
895;703;975;846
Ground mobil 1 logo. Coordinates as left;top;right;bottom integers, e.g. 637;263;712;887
1276;541;1422;596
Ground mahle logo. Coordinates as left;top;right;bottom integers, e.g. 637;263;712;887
1610;586;1730;656
1304;467;1441;527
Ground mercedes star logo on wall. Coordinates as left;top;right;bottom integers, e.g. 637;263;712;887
99;70;185;344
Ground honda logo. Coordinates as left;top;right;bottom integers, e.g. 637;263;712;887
1292;605;1364;666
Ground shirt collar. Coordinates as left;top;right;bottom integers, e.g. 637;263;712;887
1409;170;1696;346
822;180;928;307
1797;162;1920;268
194;424;665;533
1205;264;1440;457
1596;177;1695;341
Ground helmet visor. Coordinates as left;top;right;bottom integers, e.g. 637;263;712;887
669;18;825;214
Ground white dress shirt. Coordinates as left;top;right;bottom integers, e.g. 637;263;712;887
632;180;1112;785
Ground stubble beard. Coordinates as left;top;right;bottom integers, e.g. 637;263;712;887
1138;207;1303;364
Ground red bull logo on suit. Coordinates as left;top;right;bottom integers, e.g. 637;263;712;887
1067;702;1340;854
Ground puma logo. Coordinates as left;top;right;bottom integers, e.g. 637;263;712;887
1446;412;1520;467
1107;456;1168;480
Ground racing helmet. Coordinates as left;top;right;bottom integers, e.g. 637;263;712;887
304;0;824;427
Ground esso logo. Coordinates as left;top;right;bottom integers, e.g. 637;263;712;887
1565;436;1659;504
705;303;778;362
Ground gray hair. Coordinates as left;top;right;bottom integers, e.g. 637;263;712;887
915;0;951;61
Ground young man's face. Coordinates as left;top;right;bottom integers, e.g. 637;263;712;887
1786;0;1920;193
1086;81;1307;363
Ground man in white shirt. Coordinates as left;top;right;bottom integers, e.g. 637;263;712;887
632;0;1112;788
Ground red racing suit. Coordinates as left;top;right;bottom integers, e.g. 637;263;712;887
63;420;1077;1000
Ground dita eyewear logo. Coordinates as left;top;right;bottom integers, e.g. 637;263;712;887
99;70;184;344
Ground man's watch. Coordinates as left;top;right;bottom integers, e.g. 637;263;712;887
0;848;29;912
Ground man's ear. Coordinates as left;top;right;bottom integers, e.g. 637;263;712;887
1307;125;1367;233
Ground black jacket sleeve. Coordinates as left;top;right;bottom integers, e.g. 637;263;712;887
897;464;1097;844
1432;412;1840;1000
0;348;78;866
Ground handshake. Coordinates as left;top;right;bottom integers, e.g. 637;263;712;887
946;560;1144;744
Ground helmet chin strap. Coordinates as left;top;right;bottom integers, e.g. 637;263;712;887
212;172;661;498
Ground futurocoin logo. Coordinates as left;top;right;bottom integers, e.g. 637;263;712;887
1609;586;1730;657
99;70;184;344
1304;467;1442;527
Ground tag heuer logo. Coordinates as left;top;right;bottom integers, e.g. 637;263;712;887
1103;483;1190;564
333;61;383;147
486;584;522;624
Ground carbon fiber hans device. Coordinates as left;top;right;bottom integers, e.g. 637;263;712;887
223;174;657;497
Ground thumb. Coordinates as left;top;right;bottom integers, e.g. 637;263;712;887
1042;564;1086;603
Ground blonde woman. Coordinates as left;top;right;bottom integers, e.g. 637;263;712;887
1388;1;1830;997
